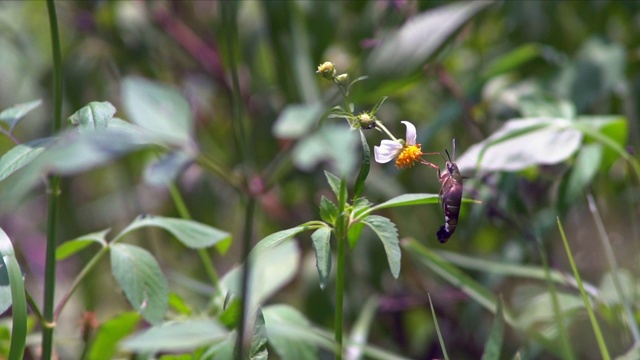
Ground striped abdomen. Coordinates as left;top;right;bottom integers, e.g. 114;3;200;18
436;162;463;243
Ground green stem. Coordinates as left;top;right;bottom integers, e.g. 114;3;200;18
334;178;348;360
376;122;399;142
43;1;64;357
168;184;220;288
54;247;110;320
196;155;243;191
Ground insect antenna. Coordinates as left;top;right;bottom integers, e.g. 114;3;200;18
444;149;452;162
452;138;456;161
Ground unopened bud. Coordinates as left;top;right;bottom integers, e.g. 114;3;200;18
357;112;376;130
335;73;349;85
316;61;336;80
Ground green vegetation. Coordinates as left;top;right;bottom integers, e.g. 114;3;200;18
0;1;638;359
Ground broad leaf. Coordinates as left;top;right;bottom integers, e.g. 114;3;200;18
319;196;338;224
88;312;141;360
68;101;116;131
0;137;52;182
0;99;42;131
121;319;227;352
56;229;109;260
366;1;491;79
122;76;193;145
456;118;583;173
110;243;169;324
272;103;323;139
558;144;602;211
143;151;194;186
361;215;400;278
311;227;332;290
263;305;320;360
250;308;269;360
117;215;231;253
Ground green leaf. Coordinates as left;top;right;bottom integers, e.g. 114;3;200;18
369;96;388;116
558;144;602;211
518;94;576;119
0;227;27;360
250;308;269;360
311;227;332;290
353;130;370;199
202;333;235;359
110;243;169;325
56;229;109;261
0;99;42;132
117;215;231;252
366;1;491;80
143;151;194;186
366;193;440;215
0;256;11;315
168;293;192;316
251;226;309;254
324;170;341;199
514;290;583;330
88;312;141;360
347;222;365;249
121;76;193;145
67;101;116;131
428;294;450;360
293;124;359;176
319;196;338;224
221;241;300;313
482;43;546;79
361;215;400;278
481;298;505;360
456;118;583;173
263;305;320;360
599;270;637;306
346;297;379;360
0;137;52;182
272;103;323;139
121;319;227;352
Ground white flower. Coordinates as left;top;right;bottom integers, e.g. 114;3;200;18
374;121;422;168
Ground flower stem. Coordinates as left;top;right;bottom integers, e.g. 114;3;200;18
376;122;398;142
43;1;63;358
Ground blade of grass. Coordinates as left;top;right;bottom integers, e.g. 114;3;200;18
586;193;640;343
0;228;27;360
428;294;450;360
481;297;504;360
556;217;611;360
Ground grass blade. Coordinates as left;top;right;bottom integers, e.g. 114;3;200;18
0;228;27;360
556;217;611;360
428;294;449;360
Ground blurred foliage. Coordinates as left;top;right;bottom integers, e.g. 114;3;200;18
0;1;639;359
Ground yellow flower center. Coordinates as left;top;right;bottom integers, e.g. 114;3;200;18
395;144;422;169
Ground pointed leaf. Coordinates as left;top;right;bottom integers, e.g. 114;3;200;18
481;298;505;360
56;229;109;260
68;101;116;131
353;130;370;199
558;143;602;211
361;215;400;278
121;319;227;352
122;76;193;145
319;196;338;224
251;226;309;254
250;308;269;360
0;137;52;182
311;227;332;290
143;151;194;186
347;222;365;249
117;215;231;252
0;99;42;131
324;170;340;199
0;227;27;359
88;312;141;360
110;243;169;324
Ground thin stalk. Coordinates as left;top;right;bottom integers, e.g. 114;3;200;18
168;184;220;287
43;1;64;358
334;178;348;360
587;193;640;343
196;155;243;190
54;247;109;320
557;217;611;360
428;294;450;360
235;198;256;359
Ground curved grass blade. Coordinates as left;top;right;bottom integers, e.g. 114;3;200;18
0;228;27;360
428;294;449;360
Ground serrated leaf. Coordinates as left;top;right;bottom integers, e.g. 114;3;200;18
110;243;169;324
0;99;42;132
361;215;400;278
67;101;116;131
143;151;194;186
121;319;227;352
56;229;109;260
311;227;332;290
353;130;370;199
272;103;323;139
319;196;338;224
263;305;319;360
117;215;231;252
122;76;193;145
88;312;141;360
324;170;340;199
366;1;491;79
250;308;269;360
481;298;505;360
0;137;52;182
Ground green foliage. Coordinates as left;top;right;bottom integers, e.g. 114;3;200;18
88;312;141;360
0;99;41;132
121;319;227;353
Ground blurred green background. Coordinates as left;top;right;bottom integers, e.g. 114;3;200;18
0;1;639;359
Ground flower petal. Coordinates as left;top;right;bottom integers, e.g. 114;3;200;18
401;121;417;145
374;140;403;163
